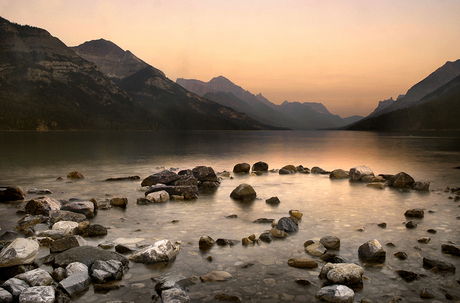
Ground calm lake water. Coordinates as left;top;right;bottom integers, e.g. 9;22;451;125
1;130;459;302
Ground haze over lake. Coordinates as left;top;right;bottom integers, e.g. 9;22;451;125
1;130;459;302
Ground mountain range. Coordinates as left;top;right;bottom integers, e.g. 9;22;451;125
177;76;363;130
347;59;460;131
0;17;275;131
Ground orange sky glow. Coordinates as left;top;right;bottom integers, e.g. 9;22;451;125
2;0;459;117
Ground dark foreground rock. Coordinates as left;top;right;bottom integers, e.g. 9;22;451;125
386;172;415;189
252;161;268;172
233;163;250;174
358;239;386;263
423;257;456;272
24;197;61;216
230;184;256;201
276;217;298;232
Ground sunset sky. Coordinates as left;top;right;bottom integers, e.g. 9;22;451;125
2;0;459;117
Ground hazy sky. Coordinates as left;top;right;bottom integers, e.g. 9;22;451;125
2;1;460;117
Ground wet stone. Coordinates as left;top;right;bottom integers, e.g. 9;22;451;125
405;221;417;229
396;269;420;282
394;252;408;260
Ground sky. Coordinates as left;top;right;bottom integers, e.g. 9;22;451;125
2;1;460;117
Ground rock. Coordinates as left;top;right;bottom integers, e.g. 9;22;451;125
297;165;310;174
67;171;85;179
276;217;298;232
377;222;387;228
161;288;190;303
215;293;242;302
269;227;289;238
24;197;61;216
289;210;303;220
14;268;52;286
0;238;39;268
320;236;340;250
145;185;199;199
329;169;349;179
366;182;386;189
60;202;95;218
48;210;87;224
320;253;348;264
427;229;437;234
90;260;124;283
200;271;232;282
287;257;318;269
420;288;436;299
146;190;170;203
192;166;219;184
109;197;128;208
59;271;91;297
349;166;374;182
172;175;198;187
2;278;29;300
216;239;236;246
295;279;312;286
423;257;456;272
233;163;250;174
27;188;53;195
252;161;268;172
129;239;180;263
358;239;386;263
265;197;280;205
259;232;274;243
198;236;215;248
395;269;419;282
311;166;329;174
281;165;297;173
0;287;13;303
50;235;87;253
141;170;180;187
404;209;424;218
413;180;430;191
19;286;55;303
51;267;67;282
394;252;408;260
105;176;140;181
241;238;253;245
279;168;293;175
54;246;129;268
253;218;275;224
442;244;460;256
316;285;354;303
305;242;327;256
114;244;135;254
17;215;48;231
386;172;415;189
405;221;417;229
0;186;26;202
230;184;256;201
52;221;79;236
418;237;430;244
320;263;364;285
85;224;108;237
66;262;88;276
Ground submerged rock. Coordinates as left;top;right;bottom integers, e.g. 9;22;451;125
266;197;280;205
423;257;456;272
305;242;327;256
200;271;232;282
109;197;128;208
404;209;424;218
54;246;129;268
287;257;318;269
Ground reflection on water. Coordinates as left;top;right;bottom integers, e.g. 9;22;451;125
1;130;460;302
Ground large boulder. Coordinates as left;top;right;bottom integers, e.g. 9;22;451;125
19;286;55;303
386;172;415;189
349;166;374;182
2;278;29;300
316;285;354;303
129;239;180;264
60;201;95;218
329;169;349;179
252;161;268;172
276;217;298;233
24;197;61;216
319;263;364;285
0;186;26;202
15;268;53;286
192;166;219;182
141;170;181;187
54;246;129;268
358;239;386;263
0;287;12;303
230;184;256;201
233;163;250;174
0;238;39;268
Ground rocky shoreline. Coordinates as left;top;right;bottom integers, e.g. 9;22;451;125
0;162;459;303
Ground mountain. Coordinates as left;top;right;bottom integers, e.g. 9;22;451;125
0;17;274;130
71;38;155;81
0;17;158;130
178;76;360;129
370;60;460;117
368;97;395;116
347;74;460;131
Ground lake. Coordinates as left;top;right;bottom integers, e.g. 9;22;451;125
1;130;459;302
